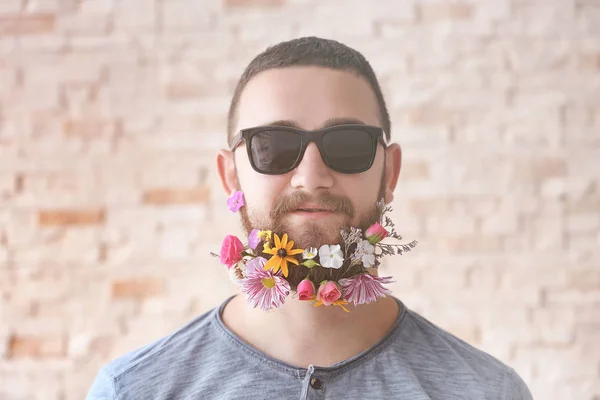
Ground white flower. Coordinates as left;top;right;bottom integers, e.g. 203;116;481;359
302;247;318;260
355;240;375;268
318;244;344;269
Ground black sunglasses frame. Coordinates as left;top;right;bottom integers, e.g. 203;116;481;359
230;124;388;175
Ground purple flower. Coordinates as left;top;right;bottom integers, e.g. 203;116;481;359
248;228;261;250
338;274;394;306
241;266;290;311
227;191;245;213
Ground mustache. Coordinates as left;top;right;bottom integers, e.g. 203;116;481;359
270;191;355;220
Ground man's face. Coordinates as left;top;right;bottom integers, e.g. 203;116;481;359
218;66;401;282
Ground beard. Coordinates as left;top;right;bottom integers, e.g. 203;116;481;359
239;172;386;290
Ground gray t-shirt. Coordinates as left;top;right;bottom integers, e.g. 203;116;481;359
86;296;533;400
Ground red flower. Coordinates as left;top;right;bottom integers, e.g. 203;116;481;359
220;235;244;268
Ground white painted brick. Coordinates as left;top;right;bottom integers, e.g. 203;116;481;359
546;289;600;306
541;178;593;199
568;233;600;251
0;1;22;14
566;213;600;233
161;0;213;32
67;333;92;358
343;0;416;20
0;327;9;358
475;0;510;21
24;0;76;13
531;308;576;344
113;0;155;32
17;34;66;53
12;228;100;265
481;213;520;234
58;11;110;35
425;215;476;235
158;227;199;260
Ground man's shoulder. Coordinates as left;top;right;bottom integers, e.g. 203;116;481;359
86;301;234;399
403;309;502;366
101;302;223;381
397;307;533;399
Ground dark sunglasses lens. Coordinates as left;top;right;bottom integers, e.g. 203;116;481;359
322;129;375;172
250;130;302;173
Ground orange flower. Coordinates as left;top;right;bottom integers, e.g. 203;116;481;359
263;233;303;277
314;299;351;313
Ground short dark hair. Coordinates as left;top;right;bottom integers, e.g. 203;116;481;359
226;36;391;147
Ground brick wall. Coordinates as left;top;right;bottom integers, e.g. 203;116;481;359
0;0;599;399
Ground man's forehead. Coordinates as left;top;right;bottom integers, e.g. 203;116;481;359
257;117;371;130
234;67;381;132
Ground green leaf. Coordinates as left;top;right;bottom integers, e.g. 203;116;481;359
301;259;320;269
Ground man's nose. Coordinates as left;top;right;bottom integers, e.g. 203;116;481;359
289;142;334;191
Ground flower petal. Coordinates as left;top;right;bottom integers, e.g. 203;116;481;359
274;234;281;249
287;248;304;256
264;256;278;271
286;257;299;266
281;259;289;277
281;233;288;248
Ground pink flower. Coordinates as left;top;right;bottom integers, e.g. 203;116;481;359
245;256;267;275
297;279;315;301
365;222;388;244
317;281;342;306
227;191;245;213
219;235;244;268
242;267;290;311
248;228;261;250
338;274;394;306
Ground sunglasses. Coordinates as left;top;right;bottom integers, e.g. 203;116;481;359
230;124;388;175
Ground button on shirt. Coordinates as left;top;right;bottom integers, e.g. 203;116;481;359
86;296;533;400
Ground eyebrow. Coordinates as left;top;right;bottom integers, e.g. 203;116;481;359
263;117;368;129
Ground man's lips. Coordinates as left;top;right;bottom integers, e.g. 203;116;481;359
293;204;335;213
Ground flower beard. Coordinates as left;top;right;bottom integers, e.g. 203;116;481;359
239;191;385;290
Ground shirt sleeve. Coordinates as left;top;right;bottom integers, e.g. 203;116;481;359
85;368;118;400
504;368;534;400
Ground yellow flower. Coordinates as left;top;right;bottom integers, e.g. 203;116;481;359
257;230;272;242
263;233;303;278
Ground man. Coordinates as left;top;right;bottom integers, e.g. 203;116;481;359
86;37;533;399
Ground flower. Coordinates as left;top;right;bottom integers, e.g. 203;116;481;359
366;222;388;244
219;235;244;268
316;281;342;306
228;263;245;286
338;274;394;306
257;230;272;242
352;240;375;268
315;298;350;313
242;267;290;311
245;256;267;275
263;233;304;277
314;281;350;312
341;227;363;247
297;279;315;300
248;229;261;250
227;191;245;213
318;244;344;269
302;247;318;260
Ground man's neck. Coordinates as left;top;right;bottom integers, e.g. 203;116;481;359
221;293;400;368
